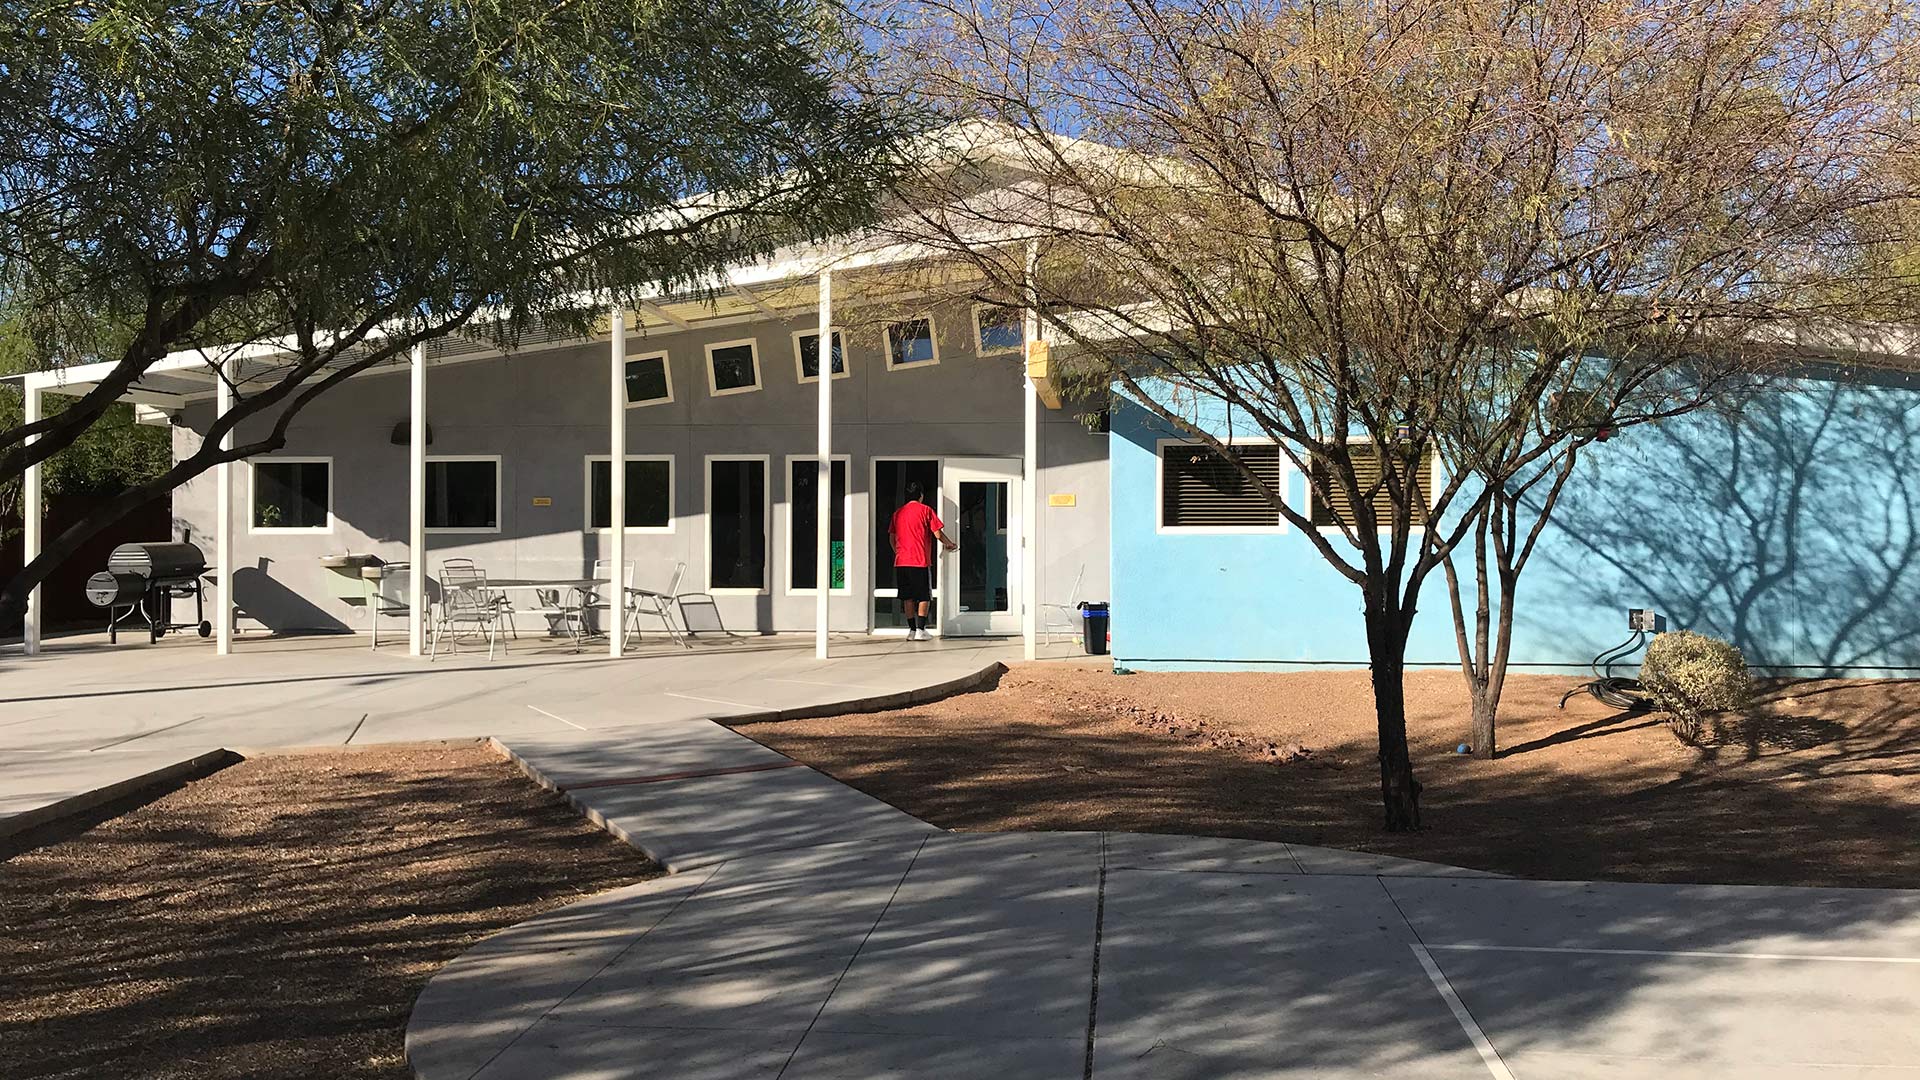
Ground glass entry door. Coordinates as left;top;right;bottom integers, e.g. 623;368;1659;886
941;458;1023;636
872;458;941;633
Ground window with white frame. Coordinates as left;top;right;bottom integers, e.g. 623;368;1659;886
705;339;761;395
793;328;847;382
1159;443;1286;530
426;456;500;532
973;304;1024;356
250;457;332;532
884;317;938;369
623;351;673;406
1309;444;1434;529
586;456;672;531
707;457;767;590
788;456;849;592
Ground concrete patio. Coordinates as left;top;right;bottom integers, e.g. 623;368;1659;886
0;629;1035;833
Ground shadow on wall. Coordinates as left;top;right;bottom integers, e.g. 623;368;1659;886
1531;373;1920;673
233;561;351;635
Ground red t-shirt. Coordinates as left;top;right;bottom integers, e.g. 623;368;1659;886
889;501;944;568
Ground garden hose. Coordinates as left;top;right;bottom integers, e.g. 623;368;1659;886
1557;629;1652;711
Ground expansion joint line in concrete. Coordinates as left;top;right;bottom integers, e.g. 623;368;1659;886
1378;879;1515;1080
1082;833;1109;1080
775;836;930;1080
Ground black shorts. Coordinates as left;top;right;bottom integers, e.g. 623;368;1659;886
895;565;932;603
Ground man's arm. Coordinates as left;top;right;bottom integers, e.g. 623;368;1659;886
934;527;958;553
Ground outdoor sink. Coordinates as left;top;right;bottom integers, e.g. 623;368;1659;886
317;554;378;570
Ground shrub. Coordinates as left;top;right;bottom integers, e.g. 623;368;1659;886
1638;630;1753;743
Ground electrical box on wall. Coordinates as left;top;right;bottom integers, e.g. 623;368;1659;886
1628;608;1665;632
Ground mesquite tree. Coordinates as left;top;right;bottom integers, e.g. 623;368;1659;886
878;0;1915;826
0;0;916;621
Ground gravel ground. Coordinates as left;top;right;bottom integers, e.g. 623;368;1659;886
732;664;1920;888
0;744;656;1080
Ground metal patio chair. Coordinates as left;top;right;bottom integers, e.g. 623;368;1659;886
1039;565;1087;646
624;561;691;649
431;563;506;660
368;562;420;651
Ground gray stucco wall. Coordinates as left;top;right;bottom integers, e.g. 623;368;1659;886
172;297;1110;636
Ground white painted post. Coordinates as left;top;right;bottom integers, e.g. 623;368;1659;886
215;361;234;655
409;342;427;656
608;308;627;658
1022;241;1040;661
815;268;833;660
21;380;42;656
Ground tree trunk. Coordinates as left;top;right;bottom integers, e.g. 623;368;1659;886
1364;600;1423;831
1469;680;1497;760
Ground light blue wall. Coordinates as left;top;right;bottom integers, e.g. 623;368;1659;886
1110;366;1920;674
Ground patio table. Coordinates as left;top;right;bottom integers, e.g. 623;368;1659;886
477;578;609;648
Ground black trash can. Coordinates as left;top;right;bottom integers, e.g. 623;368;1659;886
1079;601;1110;655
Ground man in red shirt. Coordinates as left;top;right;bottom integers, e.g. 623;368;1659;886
889;481;957;640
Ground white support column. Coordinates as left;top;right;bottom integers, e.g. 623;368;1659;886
1022;241;1040;661
215;361;234;655
815;269;834;660
608;308;627;658
21;380;43;656
408;343;427;656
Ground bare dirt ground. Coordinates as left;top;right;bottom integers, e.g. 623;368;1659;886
0;744;656;1080
732;664;1920;888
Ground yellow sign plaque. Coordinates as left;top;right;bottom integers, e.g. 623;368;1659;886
531;497;553;507
1048;493;1077;507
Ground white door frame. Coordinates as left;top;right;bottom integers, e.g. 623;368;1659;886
940;456;1024;637
870;456;943;636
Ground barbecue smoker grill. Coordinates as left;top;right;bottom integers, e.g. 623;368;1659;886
84;543;214;643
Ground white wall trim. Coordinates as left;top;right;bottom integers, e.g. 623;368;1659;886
425;454;503;535
883;315;941;370
973;302;1024;356
622;348;675;408
704;453;771;594
583;454;675;533
247;455;335;535
1154;437;1292;535
704;338;763;397
784;453;853;595
791;327;849;384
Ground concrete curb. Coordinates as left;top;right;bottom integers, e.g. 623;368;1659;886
488;734;682;870
719;660;1008;726
0;747;242;839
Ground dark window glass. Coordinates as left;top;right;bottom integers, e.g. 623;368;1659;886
976;305;1024;354
253;461;330;529
872;459;940;594
589;459;671;529
708;459;766;589
790;459;848;590
427;459;498;530
957;480;1010;612
624;355;670;403
1161;444;1283;528
709;342;759;392
796;331;846;379
886;318;936;367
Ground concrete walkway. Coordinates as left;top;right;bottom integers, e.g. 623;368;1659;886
409;722;1920;1080
10;633;1920;1078
0;631;1023;834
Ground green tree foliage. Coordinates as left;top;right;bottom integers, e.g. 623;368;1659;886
0;0;917;614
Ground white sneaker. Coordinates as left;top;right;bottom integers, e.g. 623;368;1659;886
909;628;925;641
